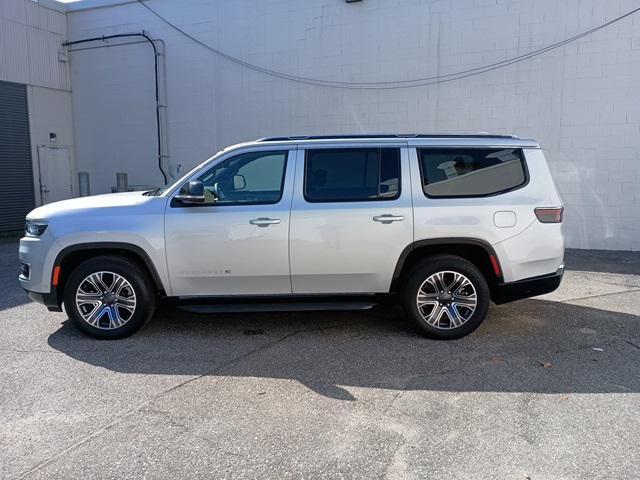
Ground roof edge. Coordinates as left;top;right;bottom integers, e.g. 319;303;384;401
256;133;522;142
60;0;136;13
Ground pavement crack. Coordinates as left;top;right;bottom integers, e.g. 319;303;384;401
624;339;640;351
550;335;640;357
0;348;63;354
383;376;418;414
379;436;408;480
194;434;244;457
140;408;191;433
16;324;330;479
558;287;640;303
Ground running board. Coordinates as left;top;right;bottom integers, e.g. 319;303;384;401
179;301;378;314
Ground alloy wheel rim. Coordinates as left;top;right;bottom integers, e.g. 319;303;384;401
75;271;136;330
416;270;477;330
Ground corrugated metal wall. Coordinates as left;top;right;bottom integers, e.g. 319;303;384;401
0;81;35;233
0;0;70;91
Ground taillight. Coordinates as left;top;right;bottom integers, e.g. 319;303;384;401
535;207;564;223
489;254;502;277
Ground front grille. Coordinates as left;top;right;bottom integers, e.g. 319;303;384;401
20;263;30;280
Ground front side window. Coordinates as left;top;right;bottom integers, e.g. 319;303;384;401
194;150;287;205
418;148;527;198
304;148;400;202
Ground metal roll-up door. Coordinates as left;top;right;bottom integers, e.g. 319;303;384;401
0;81;35;234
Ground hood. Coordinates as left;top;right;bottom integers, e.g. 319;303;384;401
27;191;159;220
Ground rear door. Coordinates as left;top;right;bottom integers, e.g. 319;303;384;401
289;145;413;294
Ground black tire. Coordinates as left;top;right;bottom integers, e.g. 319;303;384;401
402;254;490;340
63;255;157;339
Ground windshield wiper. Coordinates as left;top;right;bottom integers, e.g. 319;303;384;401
142;187;163;196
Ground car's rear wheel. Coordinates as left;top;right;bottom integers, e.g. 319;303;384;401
403;254;490;339
63;256;156;339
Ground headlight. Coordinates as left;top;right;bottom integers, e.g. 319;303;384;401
25;220;48;237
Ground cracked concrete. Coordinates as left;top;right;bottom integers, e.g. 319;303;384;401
1;241;639;479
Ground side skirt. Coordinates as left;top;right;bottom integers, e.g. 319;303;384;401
169;294;392;314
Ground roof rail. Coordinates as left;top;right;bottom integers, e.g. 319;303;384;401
255;133;520;142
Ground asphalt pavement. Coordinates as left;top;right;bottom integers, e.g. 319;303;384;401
1;238;639;479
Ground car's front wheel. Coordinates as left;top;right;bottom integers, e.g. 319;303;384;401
63;255;156;339
403;254;490;339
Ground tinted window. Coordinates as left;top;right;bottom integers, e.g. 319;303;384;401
305;148;400;202
418;148;526;197
195;150;287;205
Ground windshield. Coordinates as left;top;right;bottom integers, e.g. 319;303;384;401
143;149;226;196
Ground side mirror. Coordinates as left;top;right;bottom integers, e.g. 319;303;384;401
233;174;246;190
175;180;205;204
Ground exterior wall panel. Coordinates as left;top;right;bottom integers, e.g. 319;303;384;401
0;16;30;85
0;0;69;91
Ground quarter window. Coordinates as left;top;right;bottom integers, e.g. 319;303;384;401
418;148;526;197
195;150;287;205
304;148;400;202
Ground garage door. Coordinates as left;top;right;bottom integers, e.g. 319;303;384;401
0;81;35;234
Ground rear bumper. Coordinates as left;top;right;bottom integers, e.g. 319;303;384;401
491;266;564;305
25;289;62;312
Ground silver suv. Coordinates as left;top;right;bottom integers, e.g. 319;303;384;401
19;134;564;340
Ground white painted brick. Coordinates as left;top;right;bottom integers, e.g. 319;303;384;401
59;0;640;251
606;193;635;206
598;184;625;197
620;206;640;218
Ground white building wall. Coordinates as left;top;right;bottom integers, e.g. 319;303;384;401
0;0;74;206
66;0;640;250
68;39;160;193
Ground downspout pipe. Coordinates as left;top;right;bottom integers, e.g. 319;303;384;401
63;32;169;185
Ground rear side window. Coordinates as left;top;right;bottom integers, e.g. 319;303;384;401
305;148;400;202
418;148;527;198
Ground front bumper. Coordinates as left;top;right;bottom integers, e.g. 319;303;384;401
491;266;564;305
19;233;60;293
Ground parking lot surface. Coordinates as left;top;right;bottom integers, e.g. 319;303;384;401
1;239;639;479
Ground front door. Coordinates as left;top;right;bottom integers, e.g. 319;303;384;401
37;145;73;204
289;146;413;294
164;148;294;296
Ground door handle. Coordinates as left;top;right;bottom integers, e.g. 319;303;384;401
373;214;404;224
249;217;281;227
